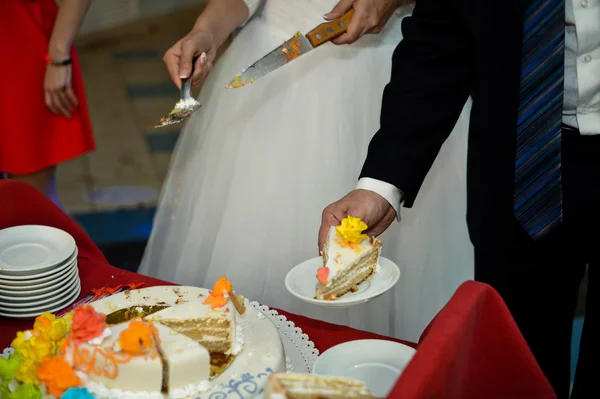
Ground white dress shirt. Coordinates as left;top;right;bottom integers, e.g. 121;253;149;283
359;0;600;217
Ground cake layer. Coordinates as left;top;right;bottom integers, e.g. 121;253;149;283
316;263;377;300
152;322;212;398
322;226;378;283
148;299;238;355
264;373;376;399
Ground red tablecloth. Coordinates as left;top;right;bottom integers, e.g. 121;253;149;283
0;180;557;398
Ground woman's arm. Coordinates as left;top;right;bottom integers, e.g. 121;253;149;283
44;0;92;117
164;0;260;88
47;0;92;61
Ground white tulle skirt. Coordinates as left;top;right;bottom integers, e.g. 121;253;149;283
139;3;474;342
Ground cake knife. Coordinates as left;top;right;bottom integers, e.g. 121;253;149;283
226;9;354;88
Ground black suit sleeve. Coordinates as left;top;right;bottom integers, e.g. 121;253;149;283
360;0;473;207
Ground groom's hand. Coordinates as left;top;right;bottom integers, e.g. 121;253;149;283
324;0;411;45
318;189;396;251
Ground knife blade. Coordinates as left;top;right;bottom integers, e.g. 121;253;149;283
227;9;354;88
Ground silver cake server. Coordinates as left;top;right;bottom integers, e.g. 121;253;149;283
155;62;202;128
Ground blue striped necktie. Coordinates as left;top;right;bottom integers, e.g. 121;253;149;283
514;0;565;240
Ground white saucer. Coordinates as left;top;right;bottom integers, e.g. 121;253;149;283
313;339;416;397
0;225;76;276
285;257;400;308
0;276;80;310
0;261;77;292
0;248;77;282
0;269;79;303
0;284;81;319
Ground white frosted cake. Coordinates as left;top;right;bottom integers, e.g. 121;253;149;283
59;278;246;398
316;216;381;300
5;280;288;399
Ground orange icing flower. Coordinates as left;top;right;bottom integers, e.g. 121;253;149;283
335;216;368;247
71;306;107;344
36;355;80;397
117;321;153;355
316;267;329;285
203;277;232;309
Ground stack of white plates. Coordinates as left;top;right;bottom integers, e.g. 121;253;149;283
0;225;81;319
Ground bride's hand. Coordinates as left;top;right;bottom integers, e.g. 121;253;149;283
163;29;217;89
324;0;410;45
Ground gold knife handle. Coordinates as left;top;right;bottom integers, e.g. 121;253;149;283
306;8;354;47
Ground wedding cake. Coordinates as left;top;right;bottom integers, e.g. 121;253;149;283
316;216;381;300
1;277;255;399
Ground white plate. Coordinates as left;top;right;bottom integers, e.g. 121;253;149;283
0;284;81;319
0;263;77;293
0;270;79;302
313;339;416;397
0;276;80;310
285;257;400;308
89;286;287;399
0;225;76;275
0;249;77;282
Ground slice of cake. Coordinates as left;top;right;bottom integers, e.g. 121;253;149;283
316;216;381;300
264;373;377;399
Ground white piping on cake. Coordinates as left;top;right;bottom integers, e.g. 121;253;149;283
85;381;164;399
168;380;212;399
231;324;244;355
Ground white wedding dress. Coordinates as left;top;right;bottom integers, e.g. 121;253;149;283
139;0;474;342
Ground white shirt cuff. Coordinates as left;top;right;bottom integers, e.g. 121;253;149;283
356;178;404;221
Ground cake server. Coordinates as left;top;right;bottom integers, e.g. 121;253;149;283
226;9;354;88
155;55;203;128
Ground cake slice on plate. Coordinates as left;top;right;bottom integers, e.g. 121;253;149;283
316;215;381;300
264;373;378;399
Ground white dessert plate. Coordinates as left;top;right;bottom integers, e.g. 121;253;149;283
0;263;77;293
285;256;400;308
0;249;77;282
0;225;76;276
0;284;81;319
0;270;79;303
0;275;80;309
313;339;416;397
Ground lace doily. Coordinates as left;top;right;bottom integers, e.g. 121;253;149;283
247;299;319;373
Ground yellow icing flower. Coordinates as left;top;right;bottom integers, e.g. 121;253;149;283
14;358;39;385
335;216;368;246
33;313;68;342
11;331;30;351
10;313;69;386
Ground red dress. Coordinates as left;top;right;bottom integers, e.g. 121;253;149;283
0;0;95;175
